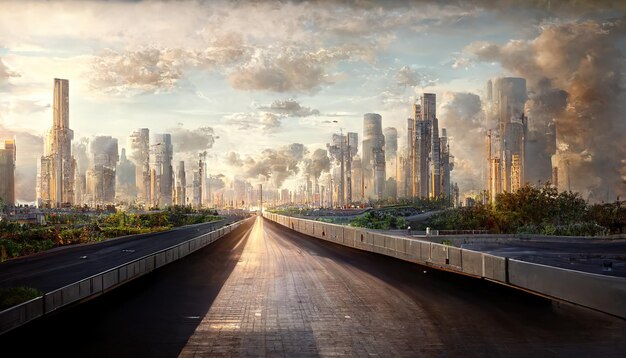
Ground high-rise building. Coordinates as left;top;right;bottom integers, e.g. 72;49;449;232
383;127;398;200
150;134;173;207
327;132;358;206
39;78;76;208
192;155;204;207
0;139;16;206
440;128;454;200
175;161;186;206
408;94;451;200
362;113;385;200
129;128;150;204
87;136;119;205
485;77;527;199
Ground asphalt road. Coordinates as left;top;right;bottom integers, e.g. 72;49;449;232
2;217;625;357
0;218;240;292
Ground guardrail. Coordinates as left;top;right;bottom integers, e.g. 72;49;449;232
0;216;256;335
263;213;626;319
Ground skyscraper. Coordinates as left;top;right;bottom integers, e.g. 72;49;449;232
39;78;76;208
407;93;452;202
175;161;186;206
362;113;385;200
383;127;398;200
0;139;16;206
485;77;527;199
150;134;173;207
129;128;150;204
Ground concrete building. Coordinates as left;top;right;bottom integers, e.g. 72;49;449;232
87;136;119;205
0;139;16;206
150;134;173;207
408;94;452;201
39;79;76;208
175;161;186;206
129;128;150;205
362;113;385;201
383;127;398;200
485;77;528;200
327;132;358;206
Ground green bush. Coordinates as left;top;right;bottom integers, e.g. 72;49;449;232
0;287;42;310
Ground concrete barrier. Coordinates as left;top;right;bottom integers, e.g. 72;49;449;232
508;259;626;318
0;216;255;336
263;213;626;319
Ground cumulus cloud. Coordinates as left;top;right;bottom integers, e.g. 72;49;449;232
228;44;371;93
168;126;216;153
259;99;320;117
304;148;331;180
466;20;626;199
90;33;249;94
226;151;244;167
241;143;308;187
395;66;438;88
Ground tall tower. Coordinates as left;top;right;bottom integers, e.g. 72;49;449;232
486;77;528;198
39;78;76;208
383;127;398;200
150;134;173;207
129;128;150;205
362;113;385;200
175;161;186;206
0;139;16;206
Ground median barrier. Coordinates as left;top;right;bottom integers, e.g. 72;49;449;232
343;227;356;247
430;243;448;265
482;254;507;283
262;213;626;319
448;247;462;268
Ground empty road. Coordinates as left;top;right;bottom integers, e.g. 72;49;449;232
2;217;625;357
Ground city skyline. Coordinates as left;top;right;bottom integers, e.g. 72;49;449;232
0;0;624;204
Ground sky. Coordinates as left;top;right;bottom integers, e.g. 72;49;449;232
0;0;624;202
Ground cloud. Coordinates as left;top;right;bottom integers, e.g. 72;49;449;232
90;33;250;95
437;92;486;196
228;44;371;93
226;151;244;167
224;112;285;132
466;19;626;199
241;143;308;187
0;57;19;89
259;99;320;117
304;148;331;179
168;126;216;153
395;66;438;88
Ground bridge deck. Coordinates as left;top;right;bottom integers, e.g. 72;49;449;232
2;216;625;357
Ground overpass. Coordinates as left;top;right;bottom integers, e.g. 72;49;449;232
0;216;624;356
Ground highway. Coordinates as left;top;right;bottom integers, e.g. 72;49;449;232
1;216;625;357
0;218;238;292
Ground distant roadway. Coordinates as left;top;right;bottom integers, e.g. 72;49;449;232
1;216;624;357
0;218;239;292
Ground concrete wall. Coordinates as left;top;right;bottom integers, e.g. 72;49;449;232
263;213;626;319
0;216;255;335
